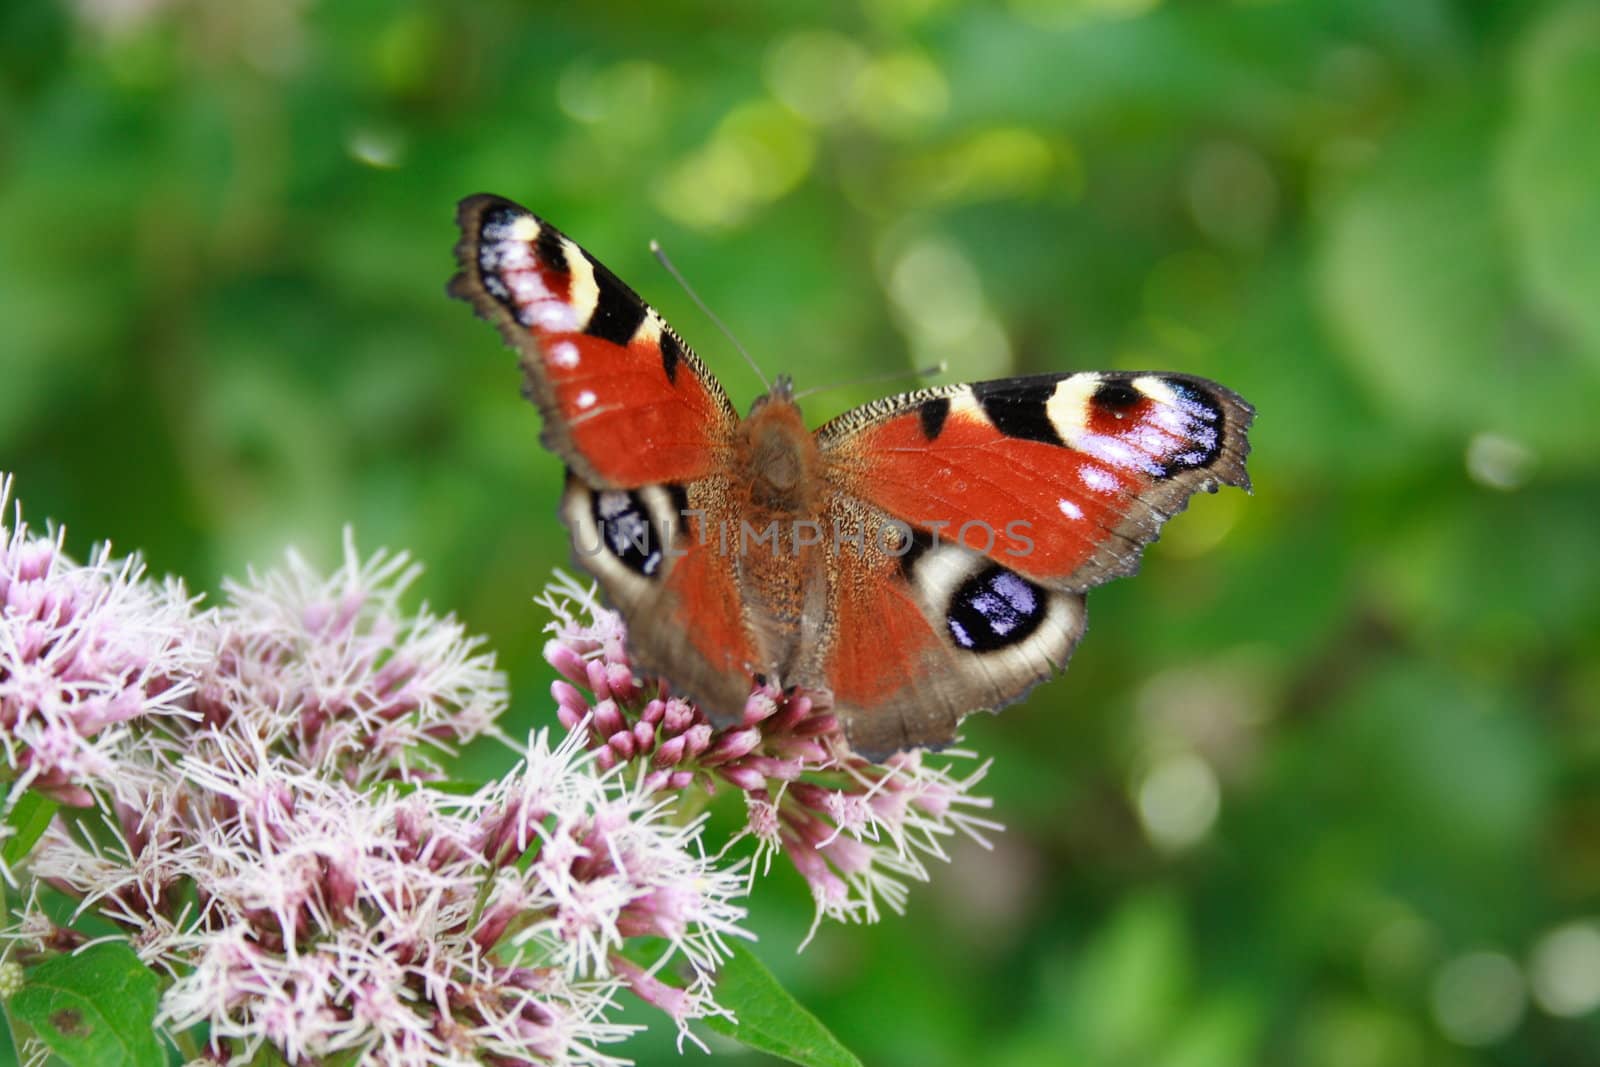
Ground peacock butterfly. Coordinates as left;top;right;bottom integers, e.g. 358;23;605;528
449;194;1254;759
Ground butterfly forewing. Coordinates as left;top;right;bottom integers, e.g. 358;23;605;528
817;371;1254;591
449;194;737;489
451;195;758;721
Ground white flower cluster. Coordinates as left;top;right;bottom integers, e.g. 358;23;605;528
185;530;507;784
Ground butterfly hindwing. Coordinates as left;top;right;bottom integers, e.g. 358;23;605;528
449;194;737;489
814;497;1089;759
558;474;760;720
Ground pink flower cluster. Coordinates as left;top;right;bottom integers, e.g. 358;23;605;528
185;531;507;785
1;476;1004;1065
32;727;744;1065
537;572;1002;943
0;476;199;809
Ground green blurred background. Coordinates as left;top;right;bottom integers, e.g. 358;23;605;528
4;0;1600;1063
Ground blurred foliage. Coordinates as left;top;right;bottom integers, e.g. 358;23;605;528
3;0;1600;1063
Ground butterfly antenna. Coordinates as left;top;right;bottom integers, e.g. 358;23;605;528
650;239;769;391
791;361;948;402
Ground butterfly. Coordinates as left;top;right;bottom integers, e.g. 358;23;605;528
449;194;1254;760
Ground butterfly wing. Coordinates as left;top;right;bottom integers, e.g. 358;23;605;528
449;194;738;488
813;495;1090;758
451;195;757;716
812;371;1253;756
556;477;762;721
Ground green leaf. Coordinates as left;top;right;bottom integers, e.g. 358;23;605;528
704;942;864;1067
11;942;166;1067
2;792;59;868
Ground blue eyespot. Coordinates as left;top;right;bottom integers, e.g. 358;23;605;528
947;566;1047;652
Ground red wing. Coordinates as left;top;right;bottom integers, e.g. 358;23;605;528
559;477;760;722
450;194;737;489
826;555;940;708
659;515;760;697
813;496;1089;759
818;372;1253;590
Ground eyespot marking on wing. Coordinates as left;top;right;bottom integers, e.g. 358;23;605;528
593;490;664;577
947;565;1049;652
1134;375;1226;473
585;485;688;579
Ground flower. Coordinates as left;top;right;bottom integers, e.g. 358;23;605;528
485;730;752;1050
185;528;508;785
0;475;200;812
31;719;743;1064
535;571;1003;944
3;473;1008;1065
6;502;744;1065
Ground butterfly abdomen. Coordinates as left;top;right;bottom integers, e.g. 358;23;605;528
724;393;832;684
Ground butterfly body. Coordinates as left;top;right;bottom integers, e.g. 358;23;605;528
451;194;1255;759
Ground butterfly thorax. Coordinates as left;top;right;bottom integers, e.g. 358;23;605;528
739;389;817;514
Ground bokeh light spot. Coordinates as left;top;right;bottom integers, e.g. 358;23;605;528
1530;921;1600;1018
888;238;983;343
1136;752;1220;851
654;100;816;229
851;50;949;138
346;127;405;169
765;30;869;123
1465;432;1536;491
906;127;1068;206
558;60;671;132
1431;951;1525;1046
